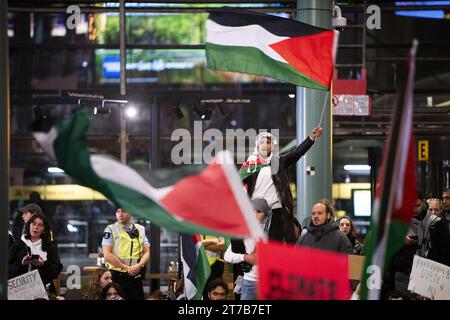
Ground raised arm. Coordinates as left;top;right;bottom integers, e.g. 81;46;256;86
280;127;323;168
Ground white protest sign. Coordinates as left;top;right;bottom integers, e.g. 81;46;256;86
8;269;48;300
408;255;450;300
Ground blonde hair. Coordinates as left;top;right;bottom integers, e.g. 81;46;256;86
427;198;442;206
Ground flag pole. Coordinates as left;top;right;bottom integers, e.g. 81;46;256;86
360;39;418;300
296;0;333;225
317;92;329;129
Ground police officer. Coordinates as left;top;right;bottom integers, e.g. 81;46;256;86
102;208;150;300
201;235;225;299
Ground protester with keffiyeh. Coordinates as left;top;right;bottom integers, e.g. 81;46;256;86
239;127;323;243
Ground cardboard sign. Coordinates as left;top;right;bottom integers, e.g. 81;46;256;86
408;255;450;300
257;241;350;300
8;270;48;300
348;255;365;280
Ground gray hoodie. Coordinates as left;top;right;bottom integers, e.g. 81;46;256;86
296;221;353;254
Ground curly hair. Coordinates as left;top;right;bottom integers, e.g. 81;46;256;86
101;282;125;300
84;268;111;300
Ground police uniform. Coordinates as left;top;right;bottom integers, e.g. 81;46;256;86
203;235;224;267
202;235;225;299
102;222;149;300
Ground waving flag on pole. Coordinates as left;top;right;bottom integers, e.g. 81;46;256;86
360;40;419;300
32;109;263;239
206;9;338;90
180;234;211;300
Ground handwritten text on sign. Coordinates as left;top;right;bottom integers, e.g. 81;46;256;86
408;255;450;300
257;241;350;300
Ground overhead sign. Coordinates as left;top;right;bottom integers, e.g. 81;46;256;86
418;140;429;161
257;241;350;300
408;255;450;300
8;270;48;300
10;185;107;201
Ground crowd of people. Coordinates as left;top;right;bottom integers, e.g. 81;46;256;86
6;124;450;300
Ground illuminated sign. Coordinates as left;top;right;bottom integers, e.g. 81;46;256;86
102;56;195;79
10;185;107;201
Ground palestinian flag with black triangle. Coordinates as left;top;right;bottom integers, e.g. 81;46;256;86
206;9;338;90
180;233;211;300
32;109;264;239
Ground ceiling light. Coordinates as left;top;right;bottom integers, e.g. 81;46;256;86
344;165;371;172
48;167;64;173
125;106;138;119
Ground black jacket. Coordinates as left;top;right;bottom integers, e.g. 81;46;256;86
427;212;450;266
244;137;315;215
296;221;353;254
9;239;63;286
391;215;422;274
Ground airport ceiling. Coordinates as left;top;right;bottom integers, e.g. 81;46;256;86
7;0;450;141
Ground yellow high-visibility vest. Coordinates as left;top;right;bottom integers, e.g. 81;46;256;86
203;235;223;266
105;222;146;273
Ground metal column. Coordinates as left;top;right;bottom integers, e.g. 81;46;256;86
296;0;333;225
119;0;127;164
0;0;10;300
149;98;161;290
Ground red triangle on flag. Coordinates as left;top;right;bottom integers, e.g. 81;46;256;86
270;30;335;88
161;160;252;237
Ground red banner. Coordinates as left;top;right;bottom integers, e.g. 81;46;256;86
257;241;350;300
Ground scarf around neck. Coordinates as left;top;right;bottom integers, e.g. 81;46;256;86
239;132;278;181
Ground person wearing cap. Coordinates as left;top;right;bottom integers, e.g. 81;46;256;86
224;198;272;300
9;212;63;292
15;203;43;240
20;203;43;224
239;127;323;244
15;203;55;243
102;207;150;300
296;199;352;254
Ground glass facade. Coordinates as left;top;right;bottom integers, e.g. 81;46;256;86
7;2;450;296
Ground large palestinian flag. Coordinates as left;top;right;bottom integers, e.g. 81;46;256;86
206;10;338;90
32;109;263;239
360;41;418;300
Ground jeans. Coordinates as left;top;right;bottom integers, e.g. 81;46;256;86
241;279;257;300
